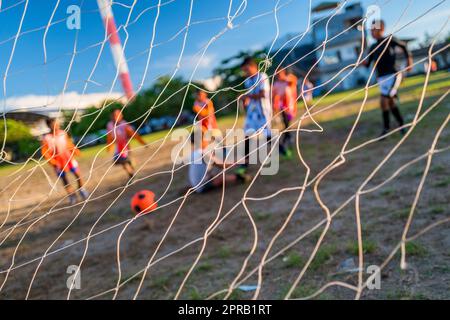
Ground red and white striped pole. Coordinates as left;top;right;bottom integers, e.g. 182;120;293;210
97;0;134;100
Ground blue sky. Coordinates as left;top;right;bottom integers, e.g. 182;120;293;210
0;0;448;100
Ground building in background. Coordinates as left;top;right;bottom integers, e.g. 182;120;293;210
403;42;450;74
271;2;368;94
4;111;60;137
311;1;368;92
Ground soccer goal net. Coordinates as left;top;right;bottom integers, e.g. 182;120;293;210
0;0;448;300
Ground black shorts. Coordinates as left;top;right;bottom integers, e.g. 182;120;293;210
113;154;132;165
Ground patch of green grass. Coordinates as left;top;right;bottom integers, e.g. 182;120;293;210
410;169;425;178
122;274;141;284
215;246;232;259
405;241;428;257
1;72;448;178
174;267;189;277
197;262;214;272
188;287;204;300
430;164;447;175
361;223;373;234
286;285;317;299
386;289;430;300
282;251;305;269
393;208;411;219
228;290;243;300
429;205;445;215
310;245;337;270
310;229;336;242
433;177;450;188
432;265;450;273
150;276;170;290
381;188;396;197
279;284;333;300
311;230;323;242
254;211;271;222
346;240;377;256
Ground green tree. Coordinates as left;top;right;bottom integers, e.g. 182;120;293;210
0;119;40;160
67;76;198;137
213;49;268;88
0;119;33;143
212;48;270;115
69;100;123;137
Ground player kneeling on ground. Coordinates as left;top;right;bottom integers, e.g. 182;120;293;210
193;89;218;149
41;118;88;205
187;133;251;194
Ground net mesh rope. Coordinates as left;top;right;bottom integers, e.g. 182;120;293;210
0;0;448;300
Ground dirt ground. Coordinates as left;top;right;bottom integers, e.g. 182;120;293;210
0;77;448;300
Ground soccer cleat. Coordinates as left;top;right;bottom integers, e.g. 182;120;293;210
236;171;252;183
282;148;293;160
79;188;89;201
127;174;136;184
378;129;389;141
241;173;253;183
235;167;247;177
69;194;78;205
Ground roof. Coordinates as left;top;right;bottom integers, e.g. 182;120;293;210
312;1;340;13
4;111;59;123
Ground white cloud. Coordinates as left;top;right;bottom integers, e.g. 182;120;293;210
191;53;216;69
201;75;223;91
2;91;124;114
155;53;217;73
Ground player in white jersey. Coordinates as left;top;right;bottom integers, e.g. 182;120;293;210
237;57;272;174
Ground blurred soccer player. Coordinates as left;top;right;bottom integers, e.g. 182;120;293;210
193;89;218;148
272;68;295;158
286;69;299;105
187;133;250;194
301;77;314;104
238;57;272;174
106;109;146;180
364;19;413;137
42;118;88;204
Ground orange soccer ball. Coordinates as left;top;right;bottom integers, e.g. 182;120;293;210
131;190;158;215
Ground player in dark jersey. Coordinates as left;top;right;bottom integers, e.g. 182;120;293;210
363;20;413;137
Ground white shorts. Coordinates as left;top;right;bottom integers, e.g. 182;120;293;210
378;73;402;98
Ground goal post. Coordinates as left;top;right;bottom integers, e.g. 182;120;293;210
96;0;134;100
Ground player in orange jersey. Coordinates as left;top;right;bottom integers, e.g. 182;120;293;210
106;109;147;180
286;69;299;108
272;68;296;158
41;118;88;204
193;90;218;148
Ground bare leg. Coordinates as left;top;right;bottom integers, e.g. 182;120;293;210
60;173;77;204
72;169;84;189
123;162;135;179
61;175;75;195
72;169;89;200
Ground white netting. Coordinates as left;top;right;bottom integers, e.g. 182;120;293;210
0;0;449;300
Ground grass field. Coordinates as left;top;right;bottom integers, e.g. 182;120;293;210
0;71;448;300
1;71;448;175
